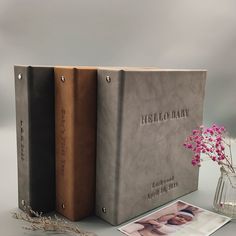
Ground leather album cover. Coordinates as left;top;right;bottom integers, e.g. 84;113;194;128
96;68;207;225
14;65;55;214
55;66;97;221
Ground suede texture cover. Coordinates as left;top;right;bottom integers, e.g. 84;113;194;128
14;66;55;214
96;69;206;225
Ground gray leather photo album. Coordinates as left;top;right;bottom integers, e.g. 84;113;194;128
96;68;206;225
14;66;55;215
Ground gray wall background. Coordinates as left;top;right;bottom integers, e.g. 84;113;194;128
1;0;236;135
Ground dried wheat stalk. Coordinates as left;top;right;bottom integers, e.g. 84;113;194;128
12;207;96;236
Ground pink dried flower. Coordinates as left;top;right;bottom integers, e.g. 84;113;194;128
196;147;201;153
216;136;222;141
192;160;197;166
183;124;235;173
187;144;193;149
220;127;225;131
192;130;198;135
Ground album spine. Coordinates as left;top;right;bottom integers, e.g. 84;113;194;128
55;67;97;221
14;66;55;214
96;69;124;225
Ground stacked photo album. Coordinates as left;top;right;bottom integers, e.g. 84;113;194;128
14;65;207;226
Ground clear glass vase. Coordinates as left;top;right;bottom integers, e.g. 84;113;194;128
213;167;236;218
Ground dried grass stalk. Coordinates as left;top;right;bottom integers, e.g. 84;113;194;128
12;206;96;236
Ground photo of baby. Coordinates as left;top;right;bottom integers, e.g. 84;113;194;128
119;201;230;236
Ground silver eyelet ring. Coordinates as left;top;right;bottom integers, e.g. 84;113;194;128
106;76;111;83
61;76;65;82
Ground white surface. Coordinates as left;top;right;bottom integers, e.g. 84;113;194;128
0;125;235;235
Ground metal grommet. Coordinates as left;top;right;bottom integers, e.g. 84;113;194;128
18;73;22;80
102;207;106;213
61;76;65;82
61;203;65;209
106;76;111;83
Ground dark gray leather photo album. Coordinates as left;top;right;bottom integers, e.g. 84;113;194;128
14;65;55;214
96;68;206;225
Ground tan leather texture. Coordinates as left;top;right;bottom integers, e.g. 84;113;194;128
55;67;97;221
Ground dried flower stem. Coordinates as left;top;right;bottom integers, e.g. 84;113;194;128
12;207;96;236
229;139;233;167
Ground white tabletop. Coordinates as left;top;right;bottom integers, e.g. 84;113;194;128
0;125;235;236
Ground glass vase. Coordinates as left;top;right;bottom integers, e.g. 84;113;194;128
213;166;236;218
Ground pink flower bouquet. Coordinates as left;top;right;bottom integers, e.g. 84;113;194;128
183;124;235;173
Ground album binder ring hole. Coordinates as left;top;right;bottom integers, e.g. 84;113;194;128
61;204;65;209
61;76;65;82
106;76;111;83
21;200;25;206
